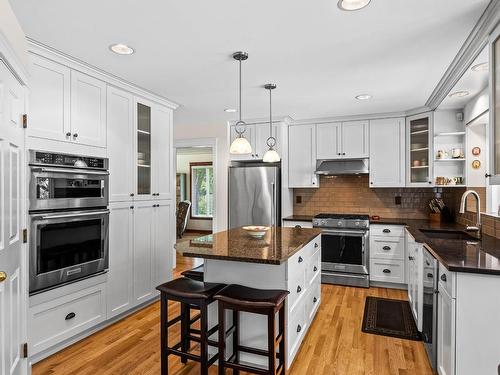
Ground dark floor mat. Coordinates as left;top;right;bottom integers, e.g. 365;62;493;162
361;296;421;341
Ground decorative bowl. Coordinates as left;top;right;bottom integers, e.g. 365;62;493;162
242;226;270;238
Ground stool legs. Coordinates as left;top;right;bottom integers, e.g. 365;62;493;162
278;305;286;373
232;310;239;375
267;311;277;375
218;304;226;375
180;303;189;364
200;302;209;375
160;295;169;375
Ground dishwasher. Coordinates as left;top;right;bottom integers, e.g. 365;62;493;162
422;247;438;372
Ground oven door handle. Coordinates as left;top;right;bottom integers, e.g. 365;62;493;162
37;210;110;220
321;229;368;235
31;167;109;176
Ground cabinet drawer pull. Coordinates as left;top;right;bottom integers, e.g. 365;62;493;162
427;273;433;278
297;285;302;293
130;193;134;197
294;225;302;228
73;133;78;138
382;269;391;274
313;266;318;272
65;132;71;137
382;229;391;233
313;297;318;303
440;274;447;282
65;312;76;321
382;246;391;251
314;243;319;248
298;256;303;263
297;324;302;333
408;256;414;261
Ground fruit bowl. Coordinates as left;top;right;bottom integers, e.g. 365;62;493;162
242;226;270;239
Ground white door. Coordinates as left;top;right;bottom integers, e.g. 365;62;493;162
70;70;107;147
133;201;154;304
437;284;456;375
316;122;341;159
229;124;255;160
107;86;134;202
342;120;369;158
153;201;174;288
152;105;173;199
0;62;27;375
289;125;318;188
28;54;71;142
107;202;134;318
369;118;405;187
254;123;271;160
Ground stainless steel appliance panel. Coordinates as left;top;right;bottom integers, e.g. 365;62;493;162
422;248;438;371
228;165;280;229
29;209;109;294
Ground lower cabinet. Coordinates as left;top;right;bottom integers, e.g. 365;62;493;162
437;280;455;375
369;224;406;285
405;230;423;331
108;200;174;317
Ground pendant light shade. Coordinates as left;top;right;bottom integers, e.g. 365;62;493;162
263;83;280;163
229;51;252;155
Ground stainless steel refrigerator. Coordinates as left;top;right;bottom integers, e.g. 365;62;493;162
228;163;281;229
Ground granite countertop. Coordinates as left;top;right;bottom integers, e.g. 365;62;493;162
282;215;315;222
177;227;322;265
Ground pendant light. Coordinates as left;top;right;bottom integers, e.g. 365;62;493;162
263;83;280;163
229;51;253;154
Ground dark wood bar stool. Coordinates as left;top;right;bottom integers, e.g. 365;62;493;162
181;264;204;282
214;284;289;375
156;277;226;375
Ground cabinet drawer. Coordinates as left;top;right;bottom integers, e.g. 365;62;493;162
29;284;106;355
283;220;313;228
287;300;305;364
370;224;405;238
370;237;405;260
438;263;456;298
307;248;321;285
370;259;405;284
306;279;321;321
288;247;309;281
288;270;306;312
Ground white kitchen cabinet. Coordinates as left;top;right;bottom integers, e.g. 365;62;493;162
107;202;134;319
29;54;71;142
406;112;433;187
133;202;155;304
316;121;368;160
370;224;406;285
316;122;341;159
288;124;318;188
152;105;173;199
369;118;406;187
437;281;456;375
152;201;174;287
107;86;134;202
229;123;280;160
70;70;107;147
406;232;423;330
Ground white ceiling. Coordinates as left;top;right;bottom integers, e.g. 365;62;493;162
10;0;489;127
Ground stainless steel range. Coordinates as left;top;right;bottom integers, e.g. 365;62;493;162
313;213;370;288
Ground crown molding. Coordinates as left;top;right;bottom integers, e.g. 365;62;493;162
425;0;500;110
27;37;180;110
0;31;28;85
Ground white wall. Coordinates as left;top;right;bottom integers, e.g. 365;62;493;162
174;122;229;232
0;0;28;68
176;150;213;231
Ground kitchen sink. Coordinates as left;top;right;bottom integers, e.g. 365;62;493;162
419;229;479;241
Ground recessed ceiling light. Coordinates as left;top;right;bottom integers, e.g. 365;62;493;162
471;62;488;72
355;94;372;100
338;0;371;11
448;91;470;98
109;43;135;55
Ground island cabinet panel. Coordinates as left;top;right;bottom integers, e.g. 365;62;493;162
203;233;321;370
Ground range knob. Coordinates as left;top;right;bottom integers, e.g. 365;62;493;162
355;221;360;226
337;221;343;226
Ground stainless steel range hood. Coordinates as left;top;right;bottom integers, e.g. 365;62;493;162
315;158;369;175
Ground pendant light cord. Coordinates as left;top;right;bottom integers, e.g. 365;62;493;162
239;59;242;123
269;88;272;135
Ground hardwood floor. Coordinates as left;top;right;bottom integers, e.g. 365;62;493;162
33;235;433;375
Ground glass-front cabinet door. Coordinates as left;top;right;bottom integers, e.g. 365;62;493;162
489;24;500;184
136;100;152;198
407;112;433;186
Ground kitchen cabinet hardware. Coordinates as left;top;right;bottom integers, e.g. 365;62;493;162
66;132;71;137
485;173;491;178
73;133;78;138
440;274;447;282
65;312;76;320
382;269;391;274
314;243;319;248
383;229;391;233
313;266;318;272
296;285;302;293
408;256;415;261
313;297;318;303
130;206;134;209
294;225;302;228
130;193;134;197
382;246;391;250
297;325;302;333
427;273;433;278
298;256;303;263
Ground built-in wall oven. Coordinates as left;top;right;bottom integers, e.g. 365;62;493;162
313;214;370;288
29;151;109;294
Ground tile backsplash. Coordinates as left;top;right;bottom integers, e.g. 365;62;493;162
293;175;465;219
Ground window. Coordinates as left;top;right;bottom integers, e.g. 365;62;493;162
190;162;214;219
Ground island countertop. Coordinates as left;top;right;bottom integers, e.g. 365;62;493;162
177;227;322;265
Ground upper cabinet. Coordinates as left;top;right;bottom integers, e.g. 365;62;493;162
316;121;368;159
288;124;318;188
229;123;280;160
369;118;405;187
489;24;500;184
406;112;433;187
29;54;107;148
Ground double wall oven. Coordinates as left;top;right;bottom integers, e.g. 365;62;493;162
29;151;110;294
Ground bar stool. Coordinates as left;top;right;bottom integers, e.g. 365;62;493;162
214;284;289;375
156;277;226;375
181;264;204;282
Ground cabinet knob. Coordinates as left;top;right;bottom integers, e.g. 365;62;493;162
314;243;319;248
65;312;76;320
298;256;303;263
427;273;433;278
297;285;302;293
297;324;302;333
370;182;373;185
73;133;78;138
342;153;346;155
408;256;414;261
294;225;302;229
130;206;134;209
255;153;259;157
382;269;391;274
382;246;391;251
382;229;391;233
313;266;318;272
313;297;318;303
428;181;432;184
337;153;341;156
440;274;447;282
65;132;71;137
485;173;492;178
0;271;7;283
130;193;135;197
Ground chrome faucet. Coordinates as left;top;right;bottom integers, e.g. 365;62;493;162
459;190;481;234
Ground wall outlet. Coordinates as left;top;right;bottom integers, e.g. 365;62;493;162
296;195;302;204
395;196;402;205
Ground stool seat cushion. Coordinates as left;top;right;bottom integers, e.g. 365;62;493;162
156;277;225;300
181;264;204;282
214;284;289;309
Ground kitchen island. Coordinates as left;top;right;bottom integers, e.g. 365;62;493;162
176;226;322;369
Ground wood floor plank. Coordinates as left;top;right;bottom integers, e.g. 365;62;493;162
33;251;433;375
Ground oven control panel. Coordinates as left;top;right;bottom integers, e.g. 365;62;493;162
30;151;108;170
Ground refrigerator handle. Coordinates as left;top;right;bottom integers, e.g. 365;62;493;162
271;182;276;227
